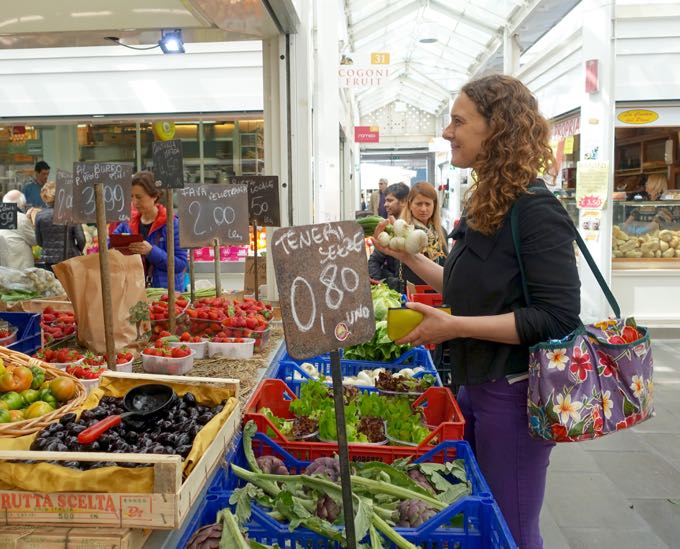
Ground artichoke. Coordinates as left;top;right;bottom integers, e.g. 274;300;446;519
316;493;341;523
305;457;341;482
256;455;289;475
186;522;222;549
397;499;436;528
407;468;435;493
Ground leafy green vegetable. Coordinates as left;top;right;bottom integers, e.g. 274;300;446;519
217;509;250;549
344;321;411;362
370;283;402;322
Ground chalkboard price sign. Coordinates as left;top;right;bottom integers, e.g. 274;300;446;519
72;162;133;224
0;203;18;230
54;169;73;225
272;221;375;359
231;175;280;227
177;183;249;248
152;139;184;189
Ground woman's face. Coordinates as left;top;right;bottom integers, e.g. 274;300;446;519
442;92;491;169
131;184;157;217
410;194;435;225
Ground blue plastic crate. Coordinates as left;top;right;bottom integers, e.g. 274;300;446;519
0;312;41;355
179;489;516;548
280;345;433;368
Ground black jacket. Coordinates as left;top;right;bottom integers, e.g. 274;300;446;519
35;208;86;265
444;185;581;385
368;250;427;292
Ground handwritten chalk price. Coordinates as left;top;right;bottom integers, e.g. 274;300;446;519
71;162;133;224
272;221;375;359
0;203;17;230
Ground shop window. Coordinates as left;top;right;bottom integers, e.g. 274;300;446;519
0;126;43;193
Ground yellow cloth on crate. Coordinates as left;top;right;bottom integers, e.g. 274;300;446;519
0;377;238;493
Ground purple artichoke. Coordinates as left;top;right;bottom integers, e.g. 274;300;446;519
407;468;435;493
256;455;289;475
397;499;436;528
316;494;342;522
305;457;341;481
186;522;222;548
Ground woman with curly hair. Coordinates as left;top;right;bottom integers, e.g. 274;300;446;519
400;182;448;264
373;74;581;548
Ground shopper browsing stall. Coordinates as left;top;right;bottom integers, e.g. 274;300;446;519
0;190;36;270
113;170;187;291
372;75;581;549
400;182;448;265
34;182;85;271
368;182;410;290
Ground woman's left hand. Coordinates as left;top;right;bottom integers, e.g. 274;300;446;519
395;301;460;346
128;241;152;255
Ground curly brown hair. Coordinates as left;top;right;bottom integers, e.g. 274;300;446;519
463;75;555;236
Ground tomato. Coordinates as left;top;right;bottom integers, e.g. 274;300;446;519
38;390;58;409
8;409;24;422
0;409;10;423
0;392;24;410
0;366;33;393
20;389;40;405
50;377;76;402
24;401;55;419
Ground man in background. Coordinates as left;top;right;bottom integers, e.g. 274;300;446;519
0;190;36;270
22;160;50;208
370;178;388;217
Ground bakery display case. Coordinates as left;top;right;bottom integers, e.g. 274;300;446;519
611;200;680;268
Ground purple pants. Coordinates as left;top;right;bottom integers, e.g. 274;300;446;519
457;378;554;549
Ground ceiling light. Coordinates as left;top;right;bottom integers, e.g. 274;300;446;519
419;37;437;44
159;29;185;54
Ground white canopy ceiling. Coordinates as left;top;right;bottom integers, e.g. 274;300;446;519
344;0;580;117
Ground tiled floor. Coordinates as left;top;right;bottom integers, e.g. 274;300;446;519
541;339;680;549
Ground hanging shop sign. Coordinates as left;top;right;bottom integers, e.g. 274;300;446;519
576;160;609;210
152;121;176;141
354;126;380;143
0;203;18;230
177;183;249;248
271;221;375;360
152;139;184;189
54;169;74;225
339;66;390;88
617;109;659;125
71;162;133;224
551;115;580;139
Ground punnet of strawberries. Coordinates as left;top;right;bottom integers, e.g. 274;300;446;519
143;340;192;358
40;306;77;342
184;297;272;340
34;347;83;364
179;332;204;343
211;332;248;344
0;325;16;339
66;363;106;380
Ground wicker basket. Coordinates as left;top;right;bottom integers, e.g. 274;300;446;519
0;347;87;437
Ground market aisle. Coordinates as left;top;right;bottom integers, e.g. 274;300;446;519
541;339;680;549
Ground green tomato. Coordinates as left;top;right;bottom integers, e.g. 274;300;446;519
20;389;40;405
0;409;10;423
30;366;45;390
0;391;25;410
38;389;58;410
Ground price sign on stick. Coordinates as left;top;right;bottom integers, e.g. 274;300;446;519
0;203;17;230
272;221;375;358
177;184;249;248
272;221;375;549
72;162;133;224
152;139;184;189
231;175;281;227
54;169;74;225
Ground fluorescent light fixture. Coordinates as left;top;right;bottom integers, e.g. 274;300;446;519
159;29;185;54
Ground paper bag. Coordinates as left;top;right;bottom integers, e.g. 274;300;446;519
53;251;146;353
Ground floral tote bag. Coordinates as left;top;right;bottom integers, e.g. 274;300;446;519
511;191;654;442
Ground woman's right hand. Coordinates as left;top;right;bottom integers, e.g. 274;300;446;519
371;216;411;263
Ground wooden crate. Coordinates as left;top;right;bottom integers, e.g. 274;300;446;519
0;525;150;549
0;371;240;529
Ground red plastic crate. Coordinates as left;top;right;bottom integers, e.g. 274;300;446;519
243;379;465;456
406;284;444;307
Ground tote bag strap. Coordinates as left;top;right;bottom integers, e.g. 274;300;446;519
510;184;621;318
